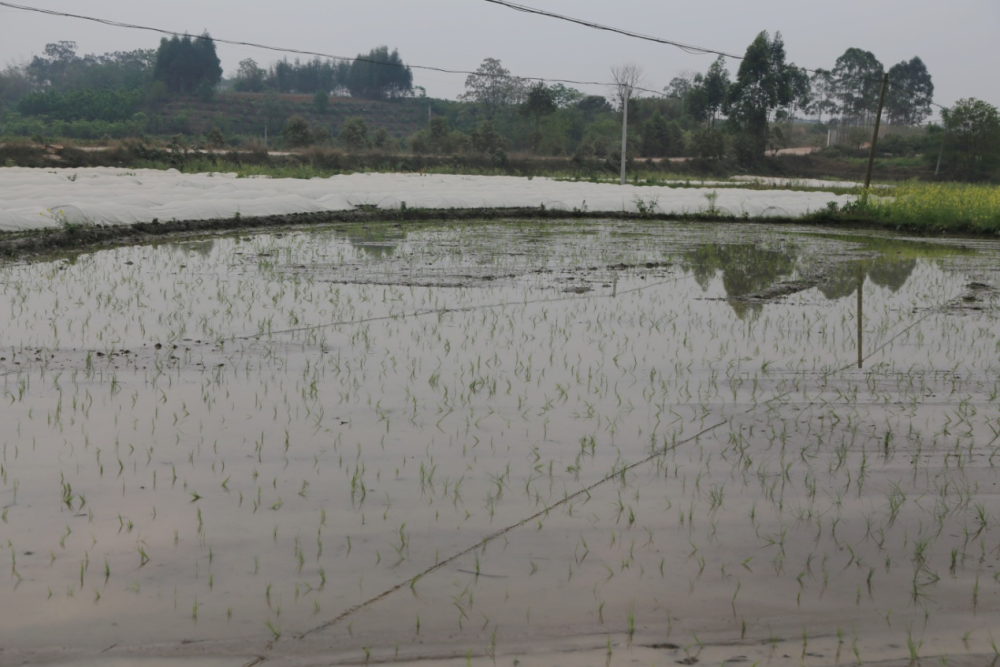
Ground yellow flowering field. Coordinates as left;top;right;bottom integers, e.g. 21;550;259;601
871;182;1000;232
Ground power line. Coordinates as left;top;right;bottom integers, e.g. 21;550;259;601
484;0;747;61
0;0;663;96
0;0;947;115
482;0;949;112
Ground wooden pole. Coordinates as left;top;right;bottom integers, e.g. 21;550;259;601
857;266;864;369
864;74;890;189
935;133;946;176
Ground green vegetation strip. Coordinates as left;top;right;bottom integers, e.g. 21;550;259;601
1;192;997;264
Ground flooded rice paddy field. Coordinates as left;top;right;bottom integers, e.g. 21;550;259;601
1;220;999;667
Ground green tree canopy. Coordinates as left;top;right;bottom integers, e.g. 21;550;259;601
17;88;143;122
521;82;557;150
282;115;313;147
664;76;693;100
26;41;155;92
688;57;730;127
576;95;613;116
259;57;347;94
832;48;884;125
941;98;1000;180
885;57;934;126
339;116;370;151
808;69;838;122
233;58;265;93
346;47;413;100
153;33;222;95
460;58;525;119
547;84;585;108
723;31;799;165
0;64;34;111
641;112;683;157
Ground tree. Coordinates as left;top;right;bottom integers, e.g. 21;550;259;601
690;126;727;161
576;95;612;116
642;112;683;157
153;33;222;95
610;63;643;112
339;117;370;151
261;57;346;95
783;66;812;120
701;57;731;127
372;127;391;151
282;115;313;147
234;58;265;93
664;76;693;100
260;90;283;144
686;75;711;124
521;82;557;151
206;126;226;148
808;69;838;122
470;120;506;154
686;60;730;128
22;42;155;93
885;57;933;126
0;64;33;112
832;48;884;126
427;116;452;151
723;31;799;165
460;58;525;119
940;98;1000;180
27;41;78;89
313;89;330;114
345;47;413;100
547;84;584;108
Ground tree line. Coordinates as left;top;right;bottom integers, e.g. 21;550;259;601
1;31;997;180
0;38;414;116
232;47;413;100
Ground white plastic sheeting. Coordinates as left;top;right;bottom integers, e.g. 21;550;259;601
731;175;885;189
0;168;857;231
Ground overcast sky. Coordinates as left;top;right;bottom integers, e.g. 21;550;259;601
2;0;997;112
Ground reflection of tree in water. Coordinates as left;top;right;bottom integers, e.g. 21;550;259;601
818;258;917;300
868;258;917;292
683;243;799;318
684;241;921;311
342;226;404;259
166;239;217;259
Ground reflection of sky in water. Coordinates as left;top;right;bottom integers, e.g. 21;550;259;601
1;222;998;661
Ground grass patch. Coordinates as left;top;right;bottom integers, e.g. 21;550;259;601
868;183;1000;233
809;182;1000;235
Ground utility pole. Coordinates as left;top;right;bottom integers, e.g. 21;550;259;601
611;63;643;187
864;74;889;189
620;88;629;186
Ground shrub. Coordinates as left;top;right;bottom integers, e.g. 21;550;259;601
282;115;313;147
339;117;369;151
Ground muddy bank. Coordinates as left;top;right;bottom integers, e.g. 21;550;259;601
2;206;994;265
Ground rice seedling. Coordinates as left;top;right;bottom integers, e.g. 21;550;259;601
0;216;996;665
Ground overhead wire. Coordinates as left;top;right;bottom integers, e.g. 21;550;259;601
482;0;950;113
0;0;663;96
0;0;948;114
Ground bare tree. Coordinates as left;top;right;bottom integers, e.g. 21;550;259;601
610;63;644;185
